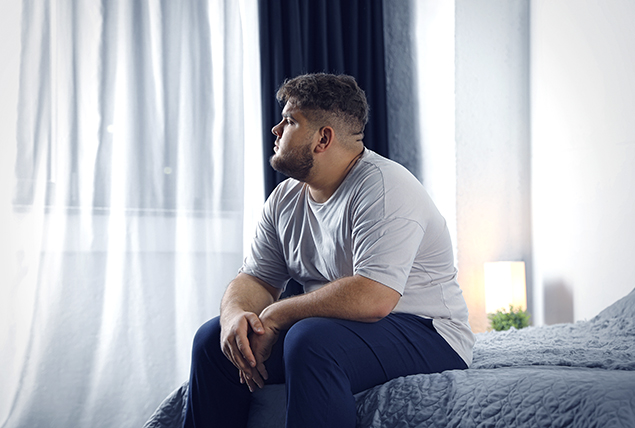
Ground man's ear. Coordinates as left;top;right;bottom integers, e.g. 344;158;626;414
314;126;334;153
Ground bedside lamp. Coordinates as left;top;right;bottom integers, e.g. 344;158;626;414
484;261;527;313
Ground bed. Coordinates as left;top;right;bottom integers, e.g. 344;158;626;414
144;287;635;427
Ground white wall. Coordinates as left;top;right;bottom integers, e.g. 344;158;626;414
452;0;635;330
414;0;457;255
455;0;532;332
531;0;635;324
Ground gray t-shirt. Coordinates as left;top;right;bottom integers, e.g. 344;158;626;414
241;149;474;365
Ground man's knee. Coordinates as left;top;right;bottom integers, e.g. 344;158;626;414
283;317;340;368
191;317;222;361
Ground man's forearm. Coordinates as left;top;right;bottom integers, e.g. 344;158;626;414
260;275;400;331
220;273;280;325
218;273;282;380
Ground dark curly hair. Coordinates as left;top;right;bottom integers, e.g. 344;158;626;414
276;73;369;136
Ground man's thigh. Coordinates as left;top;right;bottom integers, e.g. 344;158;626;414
281;313;466;394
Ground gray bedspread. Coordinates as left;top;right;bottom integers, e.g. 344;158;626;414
356;366;635;427
144;288;635;427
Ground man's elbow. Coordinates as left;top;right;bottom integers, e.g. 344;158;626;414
366;294;400;322
353;276;401;322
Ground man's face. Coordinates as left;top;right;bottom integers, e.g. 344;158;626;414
269;103;318;182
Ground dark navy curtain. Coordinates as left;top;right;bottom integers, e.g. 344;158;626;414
258;0;389;196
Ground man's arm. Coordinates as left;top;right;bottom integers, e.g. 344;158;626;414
260;274;401;331
219;273;282;377
240;274;400;392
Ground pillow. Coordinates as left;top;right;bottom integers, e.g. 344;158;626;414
593;287;635;321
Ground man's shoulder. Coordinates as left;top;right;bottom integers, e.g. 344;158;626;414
356;150;423;191
353;151;438;220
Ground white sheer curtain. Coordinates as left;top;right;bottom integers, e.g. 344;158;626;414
0;1;262;427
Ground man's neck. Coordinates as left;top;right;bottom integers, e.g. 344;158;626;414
307;147;364;203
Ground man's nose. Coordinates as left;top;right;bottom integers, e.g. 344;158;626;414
271;122;281;136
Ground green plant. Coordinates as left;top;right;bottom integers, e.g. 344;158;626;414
487;305;530;331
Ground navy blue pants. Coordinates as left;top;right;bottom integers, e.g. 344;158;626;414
183;313;467;428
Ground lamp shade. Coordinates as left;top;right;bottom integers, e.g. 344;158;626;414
484;261;527;313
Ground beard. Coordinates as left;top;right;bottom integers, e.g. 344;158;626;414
269;141;314;182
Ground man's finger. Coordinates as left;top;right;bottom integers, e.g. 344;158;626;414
222;342;242;371
235;331;257;368
239;369;260;392
249;370;265;390
256;361;269;382
245;313;264;335
224;334;253;372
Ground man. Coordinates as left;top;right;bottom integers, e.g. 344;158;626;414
183;73;474;428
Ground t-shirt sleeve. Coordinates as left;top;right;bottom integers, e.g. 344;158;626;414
351;191;424;295
239;193;291;290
